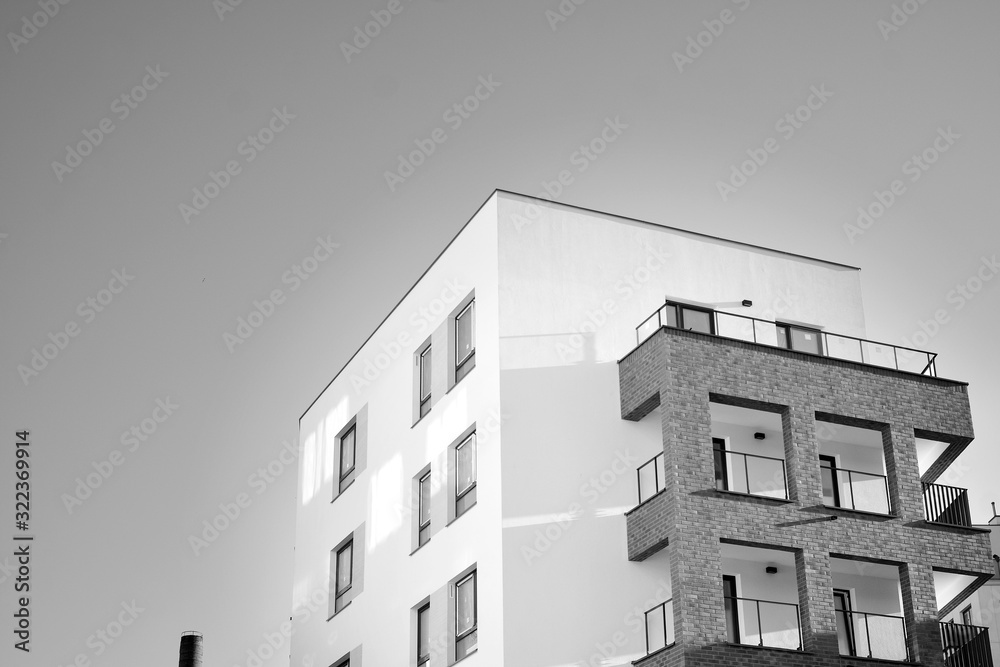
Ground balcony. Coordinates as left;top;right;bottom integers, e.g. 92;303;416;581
823;465;891;515
941;622;994;667
714;447;788;500
636;302;938;376
636;452;664;504
923;482;974;527
836;609;910;661
725;596;802;650
644;598;675;655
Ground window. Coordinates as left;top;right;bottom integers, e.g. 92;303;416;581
419;344;432;418
713;437;728;491
722;575;739;644
833;589;856;656
335;540;353;613
339;425;356;493
417;603;431;665
455;433;477;517
664;301;714;334
777;323;823;355
418;470;432;547
961;605;973;626
455;300;475;382
333;408;367;503
455;571;477;659
819;455;840;507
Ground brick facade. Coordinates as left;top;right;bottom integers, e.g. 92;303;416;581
620;327;994;667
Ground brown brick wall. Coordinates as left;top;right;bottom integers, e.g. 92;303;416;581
619;328;993;667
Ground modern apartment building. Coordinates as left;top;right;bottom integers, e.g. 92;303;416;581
290;190;995;667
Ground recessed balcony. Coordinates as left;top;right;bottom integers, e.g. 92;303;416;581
636;301;938;376
831;557;909;662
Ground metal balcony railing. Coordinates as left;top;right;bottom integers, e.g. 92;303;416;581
941;622;994;667
714;449;788;500
923;482;974;527
644;599;675;654
636;452;664;504
836;610;909;662
725;596;803;650
825;466;891;515
636;304;938;376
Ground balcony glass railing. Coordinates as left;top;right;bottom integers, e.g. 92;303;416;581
725;596;802;650
923;482;973;527
636;304;938;376
714;449;788;499
824;466;891;515
836;610;909;662
636;452;664;504
941;622;994;667
644;599;675;654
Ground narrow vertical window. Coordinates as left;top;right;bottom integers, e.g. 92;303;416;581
418;471;431;547
456;433;477;517
417;603;431;665
819;455;840;507
722;575;740;644
419;345;432;417
455;300;476;382
455;571;477;658
335;540;353;613
339;425;356;493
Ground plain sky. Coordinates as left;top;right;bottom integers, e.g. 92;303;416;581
2;2;998;667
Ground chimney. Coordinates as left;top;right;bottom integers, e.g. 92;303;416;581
179;631;203;667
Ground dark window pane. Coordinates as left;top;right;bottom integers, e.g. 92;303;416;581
682;308;712;333
417;604;430;663
418;473;431;528
456;302;475;364
456;573;476;637
789;327;822;354
665;305;679;328
336;542;352;595
456;435;476;496
340;427;355;478
420;346;432;400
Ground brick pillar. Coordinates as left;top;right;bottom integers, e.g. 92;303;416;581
884;422;925;522
795;549;839;656
670;535;727;651
784;403;822;505
901;561;945;666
